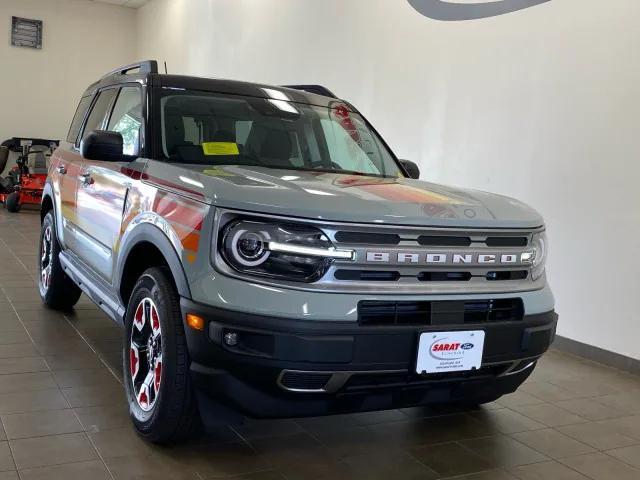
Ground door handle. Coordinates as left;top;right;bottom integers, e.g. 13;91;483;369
56;165;66;175
79;172;93;186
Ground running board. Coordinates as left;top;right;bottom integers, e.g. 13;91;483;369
59;250;126;325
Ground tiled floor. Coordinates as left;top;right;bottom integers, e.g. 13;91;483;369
1;208;640;480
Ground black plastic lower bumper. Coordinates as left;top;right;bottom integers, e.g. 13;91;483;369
181;298;557;418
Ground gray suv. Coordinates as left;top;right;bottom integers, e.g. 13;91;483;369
39;60;557;443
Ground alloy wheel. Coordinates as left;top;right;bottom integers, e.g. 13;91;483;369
130;297;163;412
40;225;53;291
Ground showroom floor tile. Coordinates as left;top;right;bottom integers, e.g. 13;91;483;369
0;208;639;479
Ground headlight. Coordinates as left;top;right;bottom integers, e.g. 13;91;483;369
219;219;354;282
530;231;548;280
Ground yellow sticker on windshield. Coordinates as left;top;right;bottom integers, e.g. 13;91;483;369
202;142;239;156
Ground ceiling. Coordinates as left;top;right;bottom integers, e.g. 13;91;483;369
89;0;150;8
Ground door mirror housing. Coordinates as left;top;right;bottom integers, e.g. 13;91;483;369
80;130;124;162
400;160;420;179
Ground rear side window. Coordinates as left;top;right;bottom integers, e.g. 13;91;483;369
107;86;143;156
80;89;118;143
66;96;92;144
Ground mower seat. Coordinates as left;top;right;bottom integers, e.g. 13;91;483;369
0;146;13;193
0;146;8;175
31;151;48;175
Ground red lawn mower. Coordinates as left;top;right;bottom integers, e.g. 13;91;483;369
0;137;58;213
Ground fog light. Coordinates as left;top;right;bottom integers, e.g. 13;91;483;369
224;331;239;347
186;313;205;331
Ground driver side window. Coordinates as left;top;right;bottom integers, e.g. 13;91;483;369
107;86;143;156
80;89;118;146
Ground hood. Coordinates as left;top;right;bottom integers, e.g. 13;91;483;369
144;163;544;229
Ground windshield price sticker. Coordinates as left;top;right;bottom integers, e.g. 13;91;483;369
202;142;240;156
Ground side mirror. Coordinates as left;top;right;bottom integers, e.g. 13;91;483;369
400;160;420;179
80;130;124;162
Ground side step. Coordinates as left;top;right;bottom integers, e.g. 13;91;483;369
59;250;125;325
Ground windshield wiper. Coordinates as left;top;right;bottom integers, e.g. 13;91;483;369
286;166;390;178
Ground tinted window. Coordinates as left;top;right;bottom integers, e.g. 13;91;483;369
107;87;143;156
159;91;401;177
81;89;118;142
66;96;92;144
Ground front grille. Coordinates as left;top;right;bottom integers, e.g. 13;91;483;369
418;235;471;246
215;209;541;294
358;298;524;326
334;270;401;281
324;226;539;293
486;270;528;281
334;231;400;245
333;232;529;248
485;236;528;247
418;271;472;281
334;270;526;282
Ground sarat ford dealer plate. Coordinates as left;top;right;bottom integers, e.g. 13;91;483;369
416;331;485;374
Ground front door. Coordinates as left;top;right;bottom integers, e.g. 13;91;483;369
75;86;143;282
52;93;96;252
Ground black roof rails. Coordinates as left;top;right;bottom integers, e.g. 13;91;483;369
282;84;337;99
101;60;158;79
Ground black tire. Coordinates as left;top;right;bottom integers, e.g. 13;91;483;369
38;211;82;309
123;267;199;444
6;191;20;212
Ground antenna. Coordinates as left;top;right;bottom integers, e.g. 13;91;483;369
164;61;168;74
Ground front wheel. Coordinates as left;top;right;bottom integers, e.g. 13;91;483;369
123;267;199;444
38;211;82;309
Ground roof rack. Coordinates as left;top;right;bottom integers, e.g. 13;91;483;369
282;84;337;99
101;60;158;79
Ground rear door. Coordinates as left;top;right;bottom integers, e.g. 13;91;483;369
75;85;143;281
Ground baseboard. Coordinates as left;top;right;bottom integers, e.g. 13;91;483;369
553;335;640;375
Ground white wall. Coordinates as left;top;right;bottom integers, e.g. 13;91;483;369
138;0;640;360
0;0;137;147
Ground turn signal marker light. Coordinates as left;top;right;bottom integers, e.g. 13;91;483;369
186;313;205;331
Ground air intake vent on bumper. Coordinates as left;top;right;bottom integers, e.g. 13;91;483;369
279;371;332;391
358;298;524;326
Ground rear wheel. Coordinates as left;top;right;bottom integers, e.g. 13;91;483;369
123;267;199;444
38;211;82;309
6;191;20;212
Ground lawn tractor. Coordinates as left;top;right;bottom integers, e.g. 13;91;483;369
0;137;58;213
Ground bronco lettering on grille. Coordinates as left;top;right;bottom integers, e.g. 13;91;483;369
365;251;531;265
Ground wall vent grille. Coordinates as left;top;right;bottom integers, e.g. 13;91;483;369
11;16;43;49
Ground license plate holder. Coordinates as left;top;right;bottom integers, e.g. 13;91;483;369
416;330;485;374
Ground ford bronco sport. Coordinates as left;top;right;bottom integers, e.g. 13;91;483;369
39;60;557;443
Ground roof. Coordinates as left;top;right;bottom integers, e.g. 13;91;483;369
83;60;355;111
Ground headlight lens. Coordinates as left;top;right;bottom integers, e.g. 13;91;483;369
530;231;548;280
220;219;354;282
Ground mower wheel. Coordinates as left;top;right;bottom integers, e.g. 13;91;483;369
6;192;20;212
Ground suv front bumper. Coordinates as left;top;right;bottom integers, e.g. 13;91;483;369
181;298;557;418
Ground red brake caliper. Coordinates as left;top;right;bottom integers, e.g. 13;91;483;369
151;306;162;395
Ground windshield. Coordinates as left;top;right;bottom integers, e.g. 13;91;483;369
159;89;402;178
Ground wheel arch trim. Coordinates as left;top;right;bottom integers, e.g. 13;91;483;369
41;182;66;248
116;215;192;304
